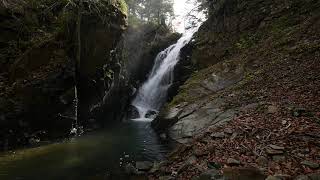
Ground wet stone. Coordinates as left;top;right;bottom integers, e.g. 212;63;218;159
124;163;138;175
207;161;222;170
136;161;153;171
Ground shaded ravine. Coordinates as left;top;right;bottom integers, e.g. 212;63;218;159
0;4;206;179
0;121;173;180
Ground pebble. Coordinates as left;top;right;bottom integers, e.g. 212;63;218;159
224;128;233;134
227;158;240;166
207;161;222;170
211;132;225;138
266;148;284;155
269;145;285;150
171;171;178;177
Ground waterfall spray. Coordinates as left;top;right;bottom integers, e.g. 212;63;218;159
132;26;201;120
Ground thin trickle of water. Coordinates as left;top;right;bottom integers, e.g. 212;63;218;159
132;26;201;119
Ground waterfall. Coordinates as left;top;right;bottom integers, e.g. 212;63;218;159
132;26;201;120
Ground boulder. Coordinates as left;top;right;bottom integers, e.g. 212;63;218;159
128;105;140;119
135;161;153;171
145;110;158;119
124;163;138;175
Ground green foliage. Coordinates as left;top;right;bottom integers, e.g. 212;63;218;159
126;0;173;25
117;0;128;16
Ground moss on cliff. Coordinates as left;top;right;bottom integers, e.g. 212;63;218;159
0;0;128;150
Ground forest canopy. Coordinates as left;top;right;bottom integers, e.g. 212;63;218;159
126;0;174;26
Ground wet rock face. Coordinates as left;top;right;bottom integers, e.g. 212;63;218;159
0;0;128;150
124;25;181;86
77;2;128;124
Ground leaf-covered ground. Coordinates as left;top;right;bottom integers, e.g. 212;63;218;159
150;2;320;179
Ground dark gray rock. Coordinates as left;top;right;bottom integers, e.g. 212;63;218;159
124;163;138;175
128;105;140;119
145;110;158;119
136;161;153;171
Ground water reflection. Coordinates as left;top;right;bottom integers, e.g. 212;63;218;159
0;121;173;180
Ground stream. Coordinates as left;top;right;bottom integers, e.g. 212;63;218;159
0;121;173;180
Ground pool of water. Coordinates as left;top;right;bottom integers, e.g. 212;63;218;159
0;120;173;180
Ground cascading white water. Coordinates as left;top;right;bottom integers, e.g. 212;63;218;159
132;26;201;120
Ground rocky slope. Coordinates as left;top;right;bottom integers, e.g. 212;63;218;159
151;0;320;179
0;0;127;150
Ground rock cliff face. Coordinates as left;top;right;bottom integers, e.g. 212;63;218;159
0;0;128;150
153;0;320;143
124;24;181;86
151;0;320;178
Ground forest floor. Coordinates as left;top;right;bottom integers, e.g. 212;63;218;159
149;11;320;180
